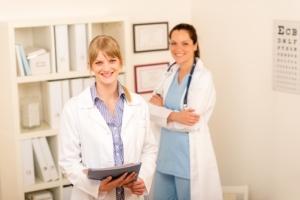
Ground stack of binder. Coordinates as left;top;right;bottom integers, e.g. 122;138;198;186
54;24;88;73
21;137;59;186
42;78;94;128
32;137;59;182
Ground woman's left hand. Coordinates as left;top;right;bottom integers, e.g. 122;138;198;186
149;94;163;106
123;178;146;196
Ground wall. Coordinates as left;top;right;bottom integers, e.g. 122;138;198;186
0;0;192;91
0;1;191;199
192;0;300;199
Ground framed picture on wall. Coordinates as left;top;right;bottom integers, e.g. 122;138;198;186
133;22;169;53
134;62;169;94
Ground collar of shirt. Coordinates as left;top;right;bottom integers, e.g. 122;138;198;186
90;81;125;104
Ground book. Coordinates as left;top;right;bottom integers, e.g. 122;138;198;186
21;139;35;186
39;137;59;181
32;138;52;182
19;44;32;75
42;81;63;128
61;80;71;106
54;25;70;73
69;24;88;71
82;77;95;89
69;78;83;97
15;44;25;76
62;184;73;200
87;162;142;181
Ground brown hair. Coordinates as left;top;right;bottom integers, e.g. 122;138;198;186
169;23;200;58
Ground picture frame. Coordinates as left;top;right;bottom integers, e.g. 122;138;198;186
134;62;169;94
133;22;169;53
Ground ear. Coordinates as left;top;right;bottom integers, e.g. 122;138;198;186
194;42;198;51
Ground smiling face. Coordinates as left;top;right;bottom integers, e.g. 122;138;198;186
91;51;121;85
169;29;197;66
88;35;123;86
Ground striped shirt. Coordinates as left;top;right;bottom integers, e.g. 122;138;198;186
90;83;126;199
90;83;125;166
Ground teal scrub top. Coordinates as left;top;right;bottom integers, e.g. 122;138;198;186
156;71;190;179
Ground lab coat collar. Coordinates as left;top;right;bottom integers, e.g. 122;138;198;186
78;87;141;109
77;87;142;133
169;57;204;73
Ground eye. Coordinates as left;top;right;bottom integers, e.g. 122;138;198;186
109;59;117;64
170;42;177;46
94;61;103;65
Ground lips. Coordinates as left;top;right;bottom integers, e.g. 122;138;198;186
173;52;186;59
100;71;114;78
175;53;184;57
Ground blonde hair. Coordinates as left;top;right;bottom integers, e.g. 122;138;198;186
88;35;123;68
88;35;131;102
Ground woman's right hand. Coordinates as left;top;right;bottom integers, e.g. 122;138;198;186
149;94;163;106
99;172;137;193
167;108;200;126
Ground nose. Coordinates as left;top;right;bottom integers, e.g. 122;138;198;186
171;44;184;51
101;61;112;69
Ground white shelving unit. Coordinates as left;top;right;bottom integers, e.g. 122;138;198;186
0;17;129;200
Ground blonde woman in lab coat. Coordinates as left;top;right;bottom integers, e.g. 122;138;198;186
59;35;157;200
149;23;223;200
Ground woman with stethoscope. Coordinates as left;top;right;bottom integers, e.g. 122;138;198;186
149;23;223;200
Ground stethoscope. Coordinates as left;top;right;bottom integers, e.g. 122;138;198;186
155;58;197;109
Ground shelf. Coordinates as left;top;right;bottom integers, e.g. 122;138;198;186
18;122;58;140
24;179;61;193
61;178;71;186
17;71;93;83
0;17;128;200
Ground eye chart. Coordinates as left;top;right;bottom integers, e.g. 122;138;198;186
273;20;300;94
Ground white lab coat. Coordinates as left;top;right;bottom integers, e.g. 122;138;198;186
59;87;157;200
149;58;223;200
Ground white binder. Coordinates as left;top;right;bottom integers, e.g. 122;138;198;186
62;185;73;200
69;24;88;71
42;81;63;129
21;139;35;186
54;25;70;73
69;78;83;97
39;137;59;181
82;77;95;89
61;80;71;106
32;138;51;182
